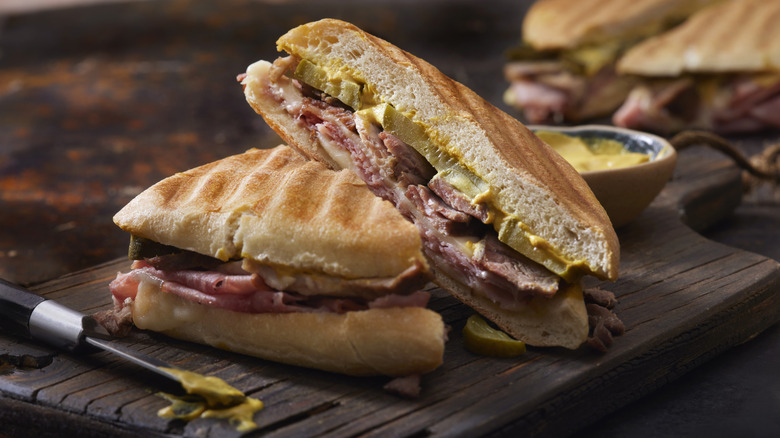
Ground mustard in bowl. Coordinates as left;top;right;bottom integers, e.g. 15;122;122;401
531;125;677;228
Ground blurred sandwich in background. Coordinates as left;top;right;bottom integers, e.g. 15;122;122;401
613;0;780;134
503;0;722;124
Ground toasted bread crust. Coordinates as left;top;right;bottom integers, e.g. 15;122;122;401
114;146;427;280
618;0;780;76
429;258;587;349
131;277;446;376
522;0;723;50
265;19;618;281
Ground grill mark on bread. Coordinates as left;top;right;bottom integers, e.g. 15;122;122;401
619;0;780;75
523;0;722;50
115;147;427;279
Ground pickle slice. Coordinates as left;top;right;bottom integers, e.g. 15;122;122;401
431;167;490;204
293;59;362;110
359;103;454;171
462;314;526;357
128;235;179;260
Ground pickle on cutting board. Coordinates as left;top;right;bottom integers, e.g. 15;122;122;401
462;314;526;357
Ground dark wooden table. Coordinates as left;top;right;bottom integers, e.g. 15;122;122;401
1;1;779;437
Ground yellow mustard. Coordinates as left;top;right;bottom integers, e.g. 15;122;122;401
536;130;650;172
157;367;264;432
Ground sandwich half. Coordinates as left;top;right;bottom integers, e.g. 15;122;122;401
240;19;620;349
108;146;446;377
503;0;722;123
613;0;780;133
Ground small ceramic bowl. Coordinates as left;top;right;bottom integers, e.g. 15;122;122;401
530;125;677;228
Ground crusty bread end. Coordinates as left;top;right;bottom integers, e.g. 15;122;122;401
130;277;446;376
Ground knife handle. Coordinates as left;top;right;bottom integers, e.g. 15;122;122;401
0;278;91;351
0;278;45;338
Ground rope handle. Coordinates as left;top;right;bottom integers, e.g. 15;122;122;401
669;131;780;183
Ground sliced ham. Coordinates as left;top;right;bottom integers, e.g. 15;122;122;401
716;76;780;129
535;71;587;98
473;234;559;299
614;74;780;134
294;92;402;207
612;79;695;133
405;184;472;235
428;175;490;224
109;270;142;303
246;258;429;300
504;60;627;123
380;131;436;186
612;86;651;130
750;95;780;128
504;60;566;80
136;263;268;296
161;280;259;313
108;267;433;315
506;79;569;124
383;374;422;398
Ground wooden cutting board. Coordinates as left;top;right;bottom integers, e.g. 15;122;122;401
1;149;778;438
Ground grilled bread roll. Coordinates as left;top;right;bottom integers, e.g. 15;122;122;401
503;0;723;123
130;277;445;376
617;0;780;76
110;146;445;377
613;0;780;133
523;0;721;50
241;19;620;349
114;145;427;284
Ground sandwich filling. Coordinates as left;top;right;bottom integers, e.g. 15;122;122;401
109;244;431;317
241;56;565;310
613;73;780;134
503;41;640;123
503;0;722;124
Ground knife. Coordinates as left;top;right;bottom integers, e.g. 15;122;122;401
0;277;190;388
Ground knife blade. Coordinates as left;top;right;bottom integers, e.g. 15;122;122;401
0;277;184;385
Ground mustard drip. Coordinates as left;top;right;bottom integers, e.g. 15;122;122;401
157;367;264;432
